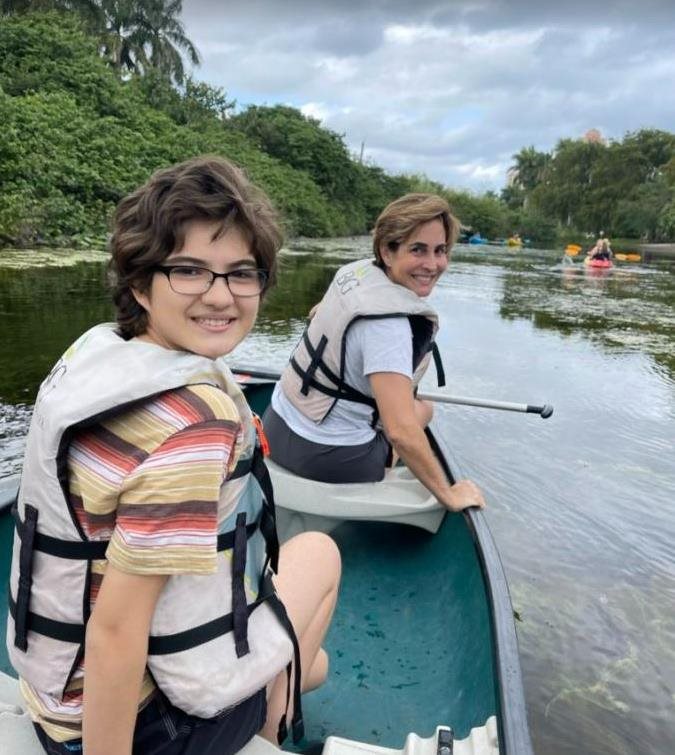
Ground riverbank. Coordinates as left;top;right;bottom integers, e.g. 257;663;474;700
637;243;675;261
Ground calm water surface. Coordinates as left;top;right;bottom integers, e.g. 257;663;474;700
1;241;674;754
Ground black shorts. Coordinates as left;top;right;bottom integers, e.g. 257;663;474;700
263;406;391;484
34;687;267;755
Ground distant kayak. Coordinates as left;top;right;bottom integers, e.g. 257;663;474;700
506;237;522;247
584;257;613;269
468;234;487;244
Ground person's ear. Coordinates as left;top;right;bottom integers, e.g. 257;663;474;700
380;243;393;267
131;287;150;312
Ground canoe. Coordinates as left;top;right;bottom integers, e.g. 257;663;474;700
584;258;613;269
0;365;533;755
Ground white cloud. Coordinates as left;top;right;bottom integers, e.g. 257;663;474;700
180;1;675;191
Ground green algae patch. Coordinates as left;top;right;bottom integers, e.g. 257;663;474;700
0;248;109;270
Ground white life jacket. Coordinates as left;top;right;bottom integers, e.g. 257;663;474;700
278;258;445;423
6;324;302;739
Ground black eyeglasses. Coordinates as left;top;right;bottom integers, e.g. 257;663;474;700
154;265;268;297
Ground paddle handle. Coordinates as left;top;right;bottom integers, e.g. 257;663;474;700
232;367;554;419
418;391;553;419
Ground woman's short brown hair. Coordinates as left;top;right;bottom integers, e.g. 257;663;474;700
372;193;459;268
110;155;283;339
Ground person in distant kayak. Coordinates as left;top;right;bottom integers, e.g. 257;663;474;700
7;156;341;755
587;235;613;261
263;193;486;513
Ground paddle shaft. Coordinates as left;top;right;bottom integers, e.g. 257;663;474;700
233;367;554;419
417;390;553;418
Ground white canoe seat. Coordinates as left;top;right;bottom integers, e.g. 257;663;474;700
323;720;498;755
0;673;41;754
266;460;445;537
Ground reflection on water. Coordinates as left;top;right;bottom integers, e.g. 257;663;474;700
1;241;674;754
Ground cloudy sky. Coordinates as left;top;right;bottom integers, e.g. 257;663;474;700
180;0;675;192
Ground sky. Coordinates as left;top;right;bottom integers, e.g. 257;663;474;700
180;0;675;192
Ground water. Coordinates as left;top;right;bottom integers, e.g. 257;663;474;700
1;241;674;754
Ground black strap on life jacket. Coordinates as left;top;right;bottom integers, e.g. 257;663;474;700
291;315;446;416
232;512;250;658
431;342;446;387
301;334;328;396
266;592;304;745
7;573;278;653
13;503;38;652
250;446;280;575
290;331;376;408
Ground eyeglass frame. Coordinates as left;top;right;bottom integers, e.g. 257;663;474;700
152;264;269;297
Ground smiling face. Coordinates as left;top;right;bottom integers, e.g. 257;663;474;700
132;220;261;359
379;218;449;297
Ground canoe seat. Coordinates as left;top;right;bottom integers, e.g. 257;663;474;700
324;721;498;755
0;673;41;754
266;460;446;537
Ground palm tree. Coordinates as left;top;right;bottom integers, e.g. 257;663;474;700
137;0;200;84
510;147;550;192
96;0;199;84
2;0;200;84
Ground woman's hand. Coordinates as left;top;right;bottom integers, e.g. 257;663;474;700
441;479;486;512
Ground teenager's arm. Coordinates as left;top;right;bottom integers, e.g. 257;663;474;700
83;565;168;755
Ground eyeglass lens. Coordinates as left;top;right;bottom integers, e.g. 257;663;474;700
167;266;266;296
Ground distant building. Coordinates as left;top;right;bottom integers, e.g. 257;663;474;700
583;128;606;145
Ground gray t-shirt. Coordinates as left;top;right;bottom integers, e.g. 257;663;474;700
272;317;414;445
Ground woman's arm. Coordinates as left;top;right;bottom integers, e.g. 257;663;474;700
82;566;168;755
369;372;485;512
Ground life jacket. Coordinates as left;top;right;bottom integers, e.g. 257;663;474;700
278;258;445;423
6;324;302;742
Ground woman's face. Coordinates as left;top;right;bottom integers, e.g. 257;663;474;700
132;220;262;359
380;218;449;297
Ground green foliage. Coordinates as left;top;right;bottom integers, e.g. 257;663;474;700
0;12;348;243
3;0;200;84
445;189;511;239
231;105;408;235
512;130;675;241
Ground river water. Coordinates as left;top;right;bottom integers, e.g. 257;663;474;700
0;241;673;754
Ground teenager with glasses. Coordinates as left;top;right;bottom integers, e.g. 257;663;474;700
7;156;340;755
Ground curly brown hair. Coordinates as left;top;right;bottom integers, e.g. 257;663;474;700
109;155;283;339
372;193;459;269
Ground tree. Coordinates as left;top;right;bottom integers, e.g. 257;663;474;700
94;0;199;84
530;138;604;227
2;0;200;84
509;147;551;193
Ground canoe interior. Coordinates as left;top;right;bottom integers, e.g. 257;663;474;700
246;379;498;745
0;376;500;747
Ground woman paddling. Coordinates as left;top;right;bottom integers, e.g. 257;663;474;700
263;193;485;513
6;156;340;754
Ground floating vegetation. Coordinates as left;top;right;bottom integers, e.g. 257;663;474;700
0;248;109;270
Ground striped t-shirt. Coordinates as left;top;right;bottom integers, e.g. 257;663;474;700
20;383;244;742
